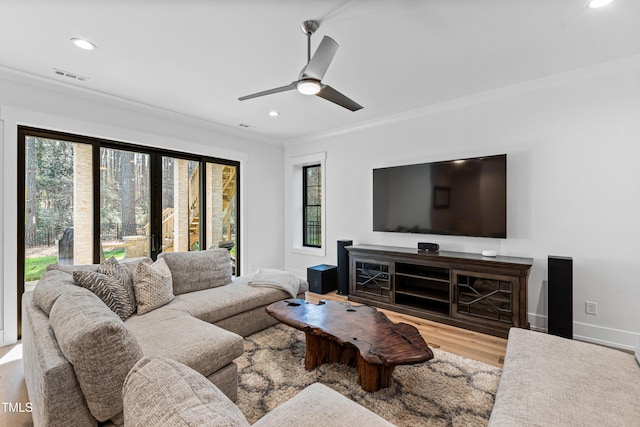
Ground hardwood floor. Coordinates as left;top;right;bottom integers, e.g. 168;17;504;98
305;291;507;368
0;343;31;427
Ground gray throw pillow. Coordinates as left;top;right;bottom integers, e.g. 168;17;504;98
73;270;133;321
133;258;174;315
97;257;137;319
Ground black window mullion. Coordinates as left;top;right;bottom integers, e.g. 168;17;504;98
92;142;101;263
149;153;163;260
199;160;207;251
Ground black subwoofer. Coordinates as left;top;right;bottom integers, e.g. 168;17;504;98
337;240;352;295
548;256;573;339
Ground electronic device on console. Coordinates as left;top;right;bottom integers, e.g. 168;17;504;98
418;242;439;252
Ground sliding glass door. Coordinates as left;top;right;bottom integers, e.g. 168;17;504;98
21;135;94;292
99;147;151;260
17;127;240;335
205;162;238;274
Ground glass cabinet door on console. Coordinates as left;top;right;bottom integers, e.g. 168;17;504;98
351;259;392;303
451;270;520;328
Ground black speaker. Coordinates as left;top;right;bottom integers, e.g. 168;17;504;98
548;256;573;339
307;264;338;294
337;240;352;295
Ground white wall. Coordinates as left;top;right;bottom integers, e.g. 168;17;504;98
284;56;640;350
1;73;285;345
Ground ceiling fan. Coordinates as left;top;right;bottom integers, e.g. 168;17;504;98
238;20;363;111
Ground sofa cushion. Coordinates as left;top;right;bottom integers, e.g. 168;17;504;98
97;257;137;319
33;269;93;315
123;357;250;427
49;291;144;422
133;258;174;315
168;275;305;325
158;249;232;295
169;283;271;325
22;293;98;427
488;328;640;427
252;383;396;427
125;308;244;377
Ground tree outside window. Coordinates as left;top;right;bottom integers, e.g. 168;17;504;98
303;164;321;247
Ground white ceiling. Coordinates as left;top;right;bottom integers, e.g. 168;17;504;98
1;0;639;143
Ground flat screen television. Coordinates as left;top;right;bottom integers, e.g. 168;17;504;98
373;154;507;238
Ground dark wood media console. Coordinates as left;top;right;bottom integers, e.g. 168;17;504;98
346;244;533;338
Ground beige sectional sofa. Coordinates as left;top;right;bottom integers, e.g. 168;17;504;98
22;249;307;427
489;328;640;426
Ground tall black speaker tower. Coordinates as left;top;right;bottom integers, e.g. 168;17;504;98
337;240;352;295
548;256;573;339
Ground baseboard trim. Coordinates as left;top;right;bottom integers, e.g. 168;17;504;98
528;312;638;352
573;322;638;352
528;312;547;331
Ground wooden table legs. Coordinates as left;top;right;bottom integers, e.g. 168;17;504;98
304;333;395;392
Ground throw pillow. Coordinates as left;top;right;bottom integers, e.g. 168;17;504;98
123;357;250;427
133;258;174;315
73;270;132;321
97;257;137;319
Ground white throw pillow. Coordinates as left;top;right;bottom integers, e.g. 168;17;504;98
133;258;174;315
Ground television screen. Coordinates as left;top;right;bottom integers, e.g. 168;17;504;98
373;154;506;238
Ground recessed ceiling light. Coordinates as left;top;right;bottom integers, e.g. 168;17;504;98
588;0;614;8
268;111;280;117
70;38;97;50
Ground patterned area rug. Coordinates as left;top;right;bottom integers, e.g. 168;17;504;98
236;324;501;426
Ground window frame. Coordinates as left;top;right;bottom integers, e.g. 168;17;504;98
16;126;241;337
288;152;326;256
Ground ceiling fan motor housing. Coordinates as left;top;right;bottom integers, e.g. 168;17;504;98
301;20;319;35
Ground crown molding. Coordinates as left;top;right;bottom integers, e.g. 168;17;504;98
283;54;640;147
0;65;282;146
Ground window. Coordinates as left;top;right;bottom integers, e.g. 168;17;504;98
288;152;326;255
303;164;322;247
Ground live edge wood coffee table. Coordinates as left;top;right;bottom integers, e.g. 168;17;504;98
266;299;434;392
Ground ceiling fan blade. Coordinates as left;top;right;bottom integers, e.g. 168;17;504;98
302;36;339;80
238;81;297;101
316;85;363;111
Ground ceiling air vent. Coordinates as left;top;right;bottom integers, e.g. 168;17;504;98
53;68;89;82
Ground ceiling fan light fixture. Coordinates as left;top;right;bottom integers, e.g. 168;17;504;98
297;79;321;95
70;38;97;50
588;0;614;8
